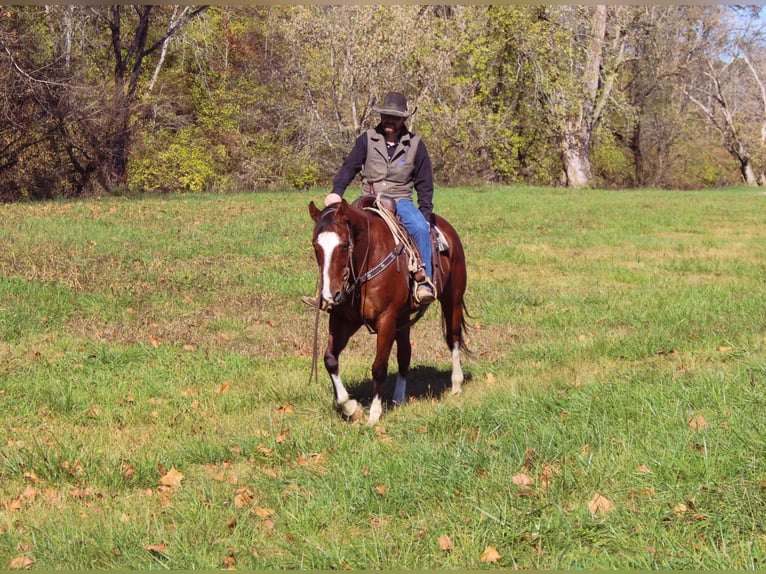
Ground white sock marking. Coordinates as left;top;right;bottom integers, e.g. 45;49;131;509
451;343;463;395
368;396;383;425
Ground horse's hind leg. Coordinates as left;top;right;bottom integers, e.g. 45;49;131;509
440;280;467;395
325;316;363;420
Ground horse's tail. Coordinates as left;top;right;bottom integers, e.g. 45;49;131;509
450;300;474;360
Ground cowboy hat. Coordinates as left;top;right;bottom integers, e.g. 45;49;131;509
372;92;417;118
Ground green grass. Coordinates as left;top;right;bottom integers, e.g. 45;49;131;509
1;186;766;569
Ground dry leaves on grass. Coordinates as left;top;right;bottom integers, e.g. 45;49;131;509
689;413;708;430
145;543;169;557
159;467;184;488
438;535;453;552
234;486;256;509
8;555;34;570
588;492;615;514
480;546;502;563
512;473;535;487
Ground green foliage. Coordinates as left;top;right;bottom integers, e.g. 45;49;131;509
592;127;636;188
286;159;321;190
130;129;226;193
3;5;766;198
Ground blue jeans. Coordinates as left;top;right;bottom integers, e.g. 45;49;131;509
396;199;432;279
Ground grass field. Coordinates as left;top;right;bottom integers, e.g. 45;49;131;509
1;186;766;569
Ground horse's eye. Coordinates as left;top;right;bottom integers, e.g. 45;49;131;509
342;243;350;252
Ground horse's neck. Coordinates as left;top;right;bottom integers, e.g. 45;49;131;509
349;209;392;265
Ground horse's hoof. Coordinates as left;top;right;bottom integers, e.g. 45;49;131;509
450;386;462;396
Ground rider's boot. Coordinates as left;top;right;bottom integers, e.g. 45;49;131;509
413;267;436;306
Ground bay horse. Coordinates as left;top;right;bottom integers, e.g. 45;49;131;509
308;196;469;425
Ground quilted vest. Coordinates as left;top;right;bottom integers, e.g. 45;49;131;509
361;128;420;201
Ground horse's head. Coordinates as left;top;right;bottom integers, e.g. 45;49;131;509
309;199;354;309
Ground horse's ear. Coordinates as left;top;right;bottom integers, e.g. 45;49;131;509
336;198;349;219
309;201;321;222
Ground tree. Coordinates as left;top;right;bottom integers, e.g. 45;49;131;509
680;6;766;186
0;5;206;198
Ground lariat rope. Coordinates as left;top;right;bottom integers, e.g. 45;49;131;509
364;195;420;274
308;275;322;387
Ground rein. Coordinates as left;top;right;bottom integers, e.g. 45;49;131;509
308;275;322;387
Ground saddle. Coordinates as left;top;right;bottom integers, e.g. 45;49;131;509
352;194;451;300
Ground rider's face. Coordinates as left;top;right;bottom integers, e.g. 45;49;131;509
380;114;405;139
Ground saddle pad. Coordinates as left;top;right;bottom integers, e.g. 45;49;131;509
433;225;449;252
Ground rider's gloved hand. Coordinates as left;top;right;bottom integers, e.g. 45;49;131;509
324;193;342;206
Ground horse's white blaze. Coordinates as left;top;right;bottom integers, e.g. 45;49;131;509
451;343;463;395
392;374;406;405
368;396;383;425
317;231;341;303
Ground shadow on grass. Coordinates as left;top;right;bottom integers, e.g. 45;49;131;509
345;365;473;407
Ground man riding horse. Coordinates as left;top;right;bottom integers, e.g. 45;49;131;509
303;91;436;307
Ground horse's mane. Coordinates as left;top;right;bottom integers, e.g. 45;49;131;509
315;202;372;235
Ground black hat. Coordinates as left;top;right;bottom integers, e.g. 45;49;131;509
372;92;416;118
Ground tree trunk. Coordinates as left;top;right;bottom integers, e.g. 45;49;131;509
739;154;758;186
554;5;614;189
558;132;593;188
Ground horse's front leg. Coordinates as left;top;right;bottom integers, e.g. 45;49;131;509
325;314;363;421
392;323;411;406
368;318;397;426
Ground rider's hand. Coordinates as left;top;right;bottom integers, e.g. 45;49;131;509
324;193;342;207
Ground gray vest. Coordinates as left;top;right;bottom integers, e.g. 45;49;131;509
361;128;420;201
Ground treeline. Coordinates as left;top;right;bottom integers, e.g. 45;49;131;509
1;5;765;201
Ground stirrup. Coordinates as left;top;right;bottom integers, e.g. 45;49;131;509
414;279;436;305
301;295;328;312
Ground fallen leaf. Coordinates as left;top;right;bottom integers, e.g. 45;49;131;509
635;464;651;474
375;484;387;496
253;507;275;519
256;445;273;456
480;546;502;563
145;543;168;556
222;552;236;568
588;492;615;514
22;472;39;483
371;517;391;530
277;404;294;414
673;502;688;516
276;429;290;443
8;555;34;570
234;487;255;508
121;463;136;480
689;414;708;430
70;486;99;500
512;473;534;487
438;535;453;551
159;467;184;488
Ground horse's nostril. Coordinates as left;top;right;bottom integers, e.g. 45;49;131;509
333;292;343;304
